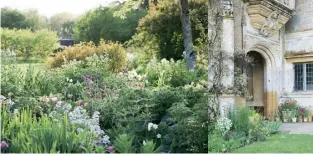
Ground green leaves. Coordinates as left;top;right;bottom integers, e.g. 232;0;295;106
1;108;94;153
0;28;58;58
141;140;162;153
113;134;135;153
73;5;146;44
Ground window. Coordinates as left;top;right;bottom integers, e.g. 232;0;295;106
294;62;313;91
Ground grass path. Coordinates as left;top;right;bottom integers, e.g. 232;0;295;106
233;133;313;153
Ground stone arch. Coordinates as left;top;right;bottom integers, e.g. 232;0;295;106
247;43;278;118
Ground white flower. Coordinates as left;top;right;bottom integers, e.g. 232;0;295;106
148;122;158;131
157;134;161;138
152;124;158;130
69;79;73;83
99;135;110;145
148;122;153;131
215;117;232;136
66;77;69;82
13;109;19;115
77;128;83;133
143;140;147;146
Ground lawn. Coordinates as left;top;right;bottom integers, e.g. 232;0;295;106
233;133;313;153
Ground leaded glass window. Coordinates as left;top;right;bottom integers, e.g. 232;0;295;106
294;62;313;91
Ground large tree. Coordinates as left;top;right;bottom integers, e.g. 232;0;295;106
1;7;27;29
23;9;49;31
180;0;195;71
74;5;146;44
49;12;75;37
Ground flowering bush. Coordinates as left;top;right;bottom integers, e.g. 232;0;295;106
215;117;232;136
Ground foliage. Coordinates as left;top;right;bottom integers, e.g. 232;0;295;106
226;107;253;135
141;140;161;153
279;98;299;111
1;63;64;97
50;40;127;72
49;12;75;37
86;85;208;153
208;106;283;152
1;108;94;153
74;5;146;44
127;0;208;63
145;58;205;87
33;30;59;57
1;7;29;29
113;134;135;153
1;28;58;58
23;9;49;31
1;7;48;31
215;117;232;136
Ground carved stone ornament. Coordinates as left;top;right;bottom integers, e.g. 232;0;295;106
221;0;234;18
259;11;280;37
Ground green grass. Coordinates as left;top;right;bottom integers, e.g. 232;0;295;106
233;133;313;153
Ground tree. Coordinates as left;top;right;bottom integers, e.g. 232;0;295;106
33;30;59;57
180;0;195;71
1;7;27;29
127;0;208;62
49;12;75;36
23;9;49;31
74;5;146;44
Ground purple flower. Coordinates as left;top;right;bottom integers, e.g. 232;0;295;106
107;146;114;153
1;141;9;149
77;100;84;106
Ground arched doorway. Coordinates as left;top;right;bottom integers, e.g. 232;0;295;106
247;51;265;115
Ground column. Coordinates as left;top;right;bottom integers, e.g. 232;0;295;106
220;0;236;117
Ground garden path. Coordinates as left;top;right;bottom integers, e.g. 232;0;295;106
280;123;313;134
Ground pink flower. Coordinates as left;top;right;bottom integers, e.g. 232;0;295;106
50;97;58;104
107;146;114;153
1;141;9;149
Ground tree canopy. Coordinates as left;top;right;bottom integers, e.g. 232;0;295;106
127;0;208;64
73;5;147;44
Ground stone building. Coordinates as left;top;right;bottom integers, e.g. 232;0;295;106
220;0;313;117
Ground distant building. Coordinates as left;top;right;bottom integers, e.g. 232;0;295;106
59;36;74;47
53;36;74;54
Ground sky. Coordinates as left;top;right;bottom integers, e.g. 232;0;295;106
0;0;123;17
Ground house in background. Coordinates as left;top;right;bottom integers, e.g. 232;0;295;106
218;0;313;117
59;36;74;47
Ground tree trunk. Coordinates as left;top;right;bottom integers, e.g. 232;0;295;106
180;0;195;71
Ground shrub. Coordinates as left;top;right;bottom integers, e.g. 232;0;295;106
49;40;127;73
98;40;127;73
145;58;201;87
1;28;58;58
1;63;65;97
227;107;253;135
86;86;208;153
49;41;97;67
60;54;111;83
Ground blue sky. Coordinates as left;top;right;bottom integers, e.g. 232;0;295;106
0;0;123;17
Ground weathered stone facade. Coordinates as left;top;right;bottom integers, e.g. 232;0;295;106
223;0;313;117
